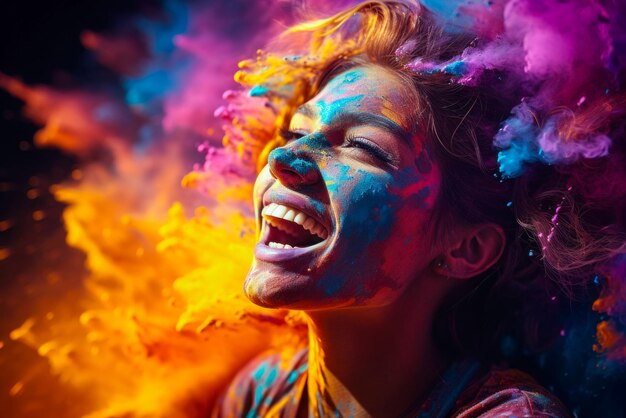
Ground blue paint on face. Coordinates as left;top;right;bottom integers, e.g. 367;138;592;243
325;164;354;194
317;94;364;124
315;163;405;297
320;274;344;296
324;68;366;96
339;69;363;84
303;132;332;151
269;147;318;179
247;65;441;309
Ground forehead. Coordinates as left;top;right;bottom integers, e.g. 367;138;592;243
306;65;415;130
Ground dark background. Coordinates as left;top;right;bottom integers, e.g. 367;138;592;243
0;2;153;416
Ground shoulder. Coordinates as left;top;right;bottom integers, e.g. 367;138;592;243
452;367;571;418
211;347;309;418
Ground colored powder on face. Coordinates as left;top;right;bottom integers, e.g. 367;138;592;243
269;147;318;180
319;274;345;296
414;149;433;174
325;163;354;195
339;69;363;84
317;95;364;125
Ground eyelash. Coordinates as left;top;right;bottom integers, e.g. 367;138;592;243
279;129;396;166
345;134;396;165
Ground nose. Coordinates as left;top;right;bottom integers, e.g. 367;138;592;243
268;146;321;188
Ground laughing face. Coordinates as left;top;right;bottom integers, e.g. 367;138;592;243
244;65;441;310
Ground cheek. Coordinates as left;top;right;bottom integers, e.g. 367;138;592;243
378;201;432;285
316;161;439;301
329;163;393;234
254;165;273;192
311;163;393;297
365;168;438;285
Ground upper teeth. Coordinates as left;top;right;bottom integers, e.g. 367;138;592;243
262;203;328;239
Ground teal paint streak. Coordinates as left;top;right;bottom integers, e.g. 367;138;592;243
317;95;364;124
250;360;280;412
340;69;363;84
326;164;353;194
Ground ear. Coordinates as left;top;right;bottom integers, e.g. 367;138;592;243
435;224;505;279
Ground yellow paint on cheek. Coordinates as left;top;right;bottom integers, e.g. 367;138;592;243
317;151;331;169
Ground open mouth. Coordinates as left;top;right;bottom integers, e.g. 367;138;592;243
261;203;328;249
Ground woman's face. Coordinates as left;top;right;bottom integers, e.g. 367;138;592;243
245;65;441;310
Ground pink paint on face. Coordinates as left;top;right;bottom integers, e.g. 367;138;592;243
244;65;441;310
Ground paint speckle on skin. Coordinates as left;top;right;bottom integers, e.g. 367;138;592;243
317;95;364;125
325;163;354;194
340;70;363;84
269;147;318;181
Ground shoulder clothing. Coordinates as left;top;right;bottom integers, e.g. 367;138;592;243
212;347;571;418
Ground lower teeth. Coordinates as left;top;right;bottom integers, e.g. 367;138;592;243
268;242;295;249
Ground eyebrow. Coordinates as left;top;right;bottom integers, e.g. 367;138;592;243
294;103;414;148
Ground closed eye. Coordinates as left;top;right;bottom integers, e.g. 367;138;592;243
345;135;398;166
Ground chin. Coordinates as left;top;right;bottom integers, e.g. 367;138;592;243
244;262;313;309
243;261;399;311
244;266;338;311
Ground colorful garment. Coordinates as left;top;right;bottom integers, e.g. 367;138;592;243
212;348;571;418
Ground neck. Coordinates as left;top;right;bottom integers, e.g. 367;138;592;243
304;287;448;418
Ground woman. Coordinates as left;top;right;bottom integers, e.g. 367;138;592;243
213;1;626;416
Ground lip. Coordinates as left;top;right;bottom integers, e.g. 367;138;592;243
254;239;328;262
255;189;333;263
